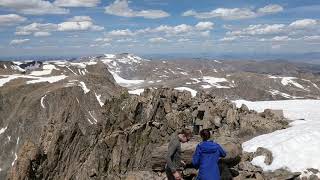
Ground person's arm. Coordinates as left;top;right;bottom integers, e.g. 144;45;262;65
218;144;227;158
192;145;201;169
166;139;179;172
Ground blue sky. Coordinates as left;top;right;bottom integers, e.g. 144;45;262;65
0;0;319;58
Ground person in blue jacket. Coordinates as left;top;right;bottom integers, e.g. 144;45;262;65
192;129;226;180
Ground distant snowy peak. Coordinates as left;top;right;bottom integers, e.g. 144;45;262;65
101;53;148;65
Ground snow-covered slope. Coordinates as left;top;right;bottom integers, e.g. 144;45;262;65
235;100;320;178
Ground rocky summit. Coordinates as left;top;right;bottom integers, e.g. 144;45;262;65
0;54;319;179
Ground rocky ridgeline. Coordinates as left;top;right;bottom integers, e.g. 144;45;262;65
7;88;293;180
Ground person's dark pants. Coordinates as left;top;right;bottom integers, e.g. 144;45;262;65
165;167;175;180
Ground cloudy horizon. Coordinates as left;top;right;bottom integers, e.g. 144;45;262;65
0;0;319;58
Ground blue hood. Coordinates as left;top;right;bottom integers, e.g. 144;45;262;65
198;141;220;154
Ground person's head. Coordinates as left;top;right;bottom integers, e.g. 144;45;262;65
178;128;192;143
200;129;211;141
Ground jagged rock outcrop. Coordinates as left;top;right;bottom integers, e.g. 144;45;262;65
7;88;288;179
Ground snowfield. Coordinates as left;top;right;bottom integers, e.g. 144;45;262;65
174;87;197;97
128;88;145;95
234;99;320;177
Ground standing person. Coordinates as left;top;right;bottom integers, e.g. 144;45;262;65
166;128;193;180
192;129;226;180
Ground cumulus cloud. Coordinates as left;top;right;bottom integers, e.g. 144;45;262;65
10;39;30;45
34;31;51;37
108;29;136;36
149;37;168;43
182;4;283;20
105;0;169;19
222;19;320;43
257;4;283;14
15;16;104;36
227;24;286;36
54;0;100;7
106;22;215;41
95;38;112;42
289;19;318;29
0;14;26;26
195;22;214;31
0;0;69;15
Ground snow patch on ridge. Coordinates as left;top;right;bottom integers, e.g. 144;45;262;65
202;76;230;88
41;95;47;109
174;87;197;97
268;89;303;99
79;81;90;94
128;89;144;95
95;93;104;107
0;126;7;135
234;99;320;175
26;75;67;84
110;71;144;87
269;76;309;91
29;64;59;76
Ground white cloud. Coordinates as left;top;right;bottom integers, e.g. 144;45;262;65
0;14;26;26
195;22;214;31
271;36;292;41
15;16;104;36
95;38;112;42
302;35;320;41
177;38;190;42
182;8;256;20
0;0;69;15
105;0;169;19
182;4;283;20
200;31;210;37
16;23;58;36
108;29;136;36
106;22;213;40
34;31;51;37
222;19;320;43
257;4;283;14
227;24;286;36
10;39;30;45
219;36;237;41
68;16;93;22
149;37;168;43
54;0;100;7
289;19;318;29
58;21;102;31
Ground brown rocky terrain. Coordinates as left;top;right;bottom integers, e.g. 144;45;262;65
1;55;320;179
7;88;291;179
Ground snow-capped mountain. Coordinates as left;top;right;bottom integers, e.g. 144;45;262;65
1;54;320;179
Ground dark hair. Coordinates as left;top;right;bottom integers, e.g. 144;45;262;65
179;128;192;138
200;129;211;141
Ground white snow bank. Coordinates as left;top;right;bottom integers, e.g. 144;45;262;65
41;95;47;109
95;93;104;107
29;64;59;76
79;81;90;94
88;111;98;124
0;126;7;135
110;71;144;87
234;99;320;175
1;74;67;86
202;76;230;88
128;89;144;95
268;89;303;99
0;75;22;87
174;87;197;97
104;54;116;58
26;75;67;84
269;76;308;91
